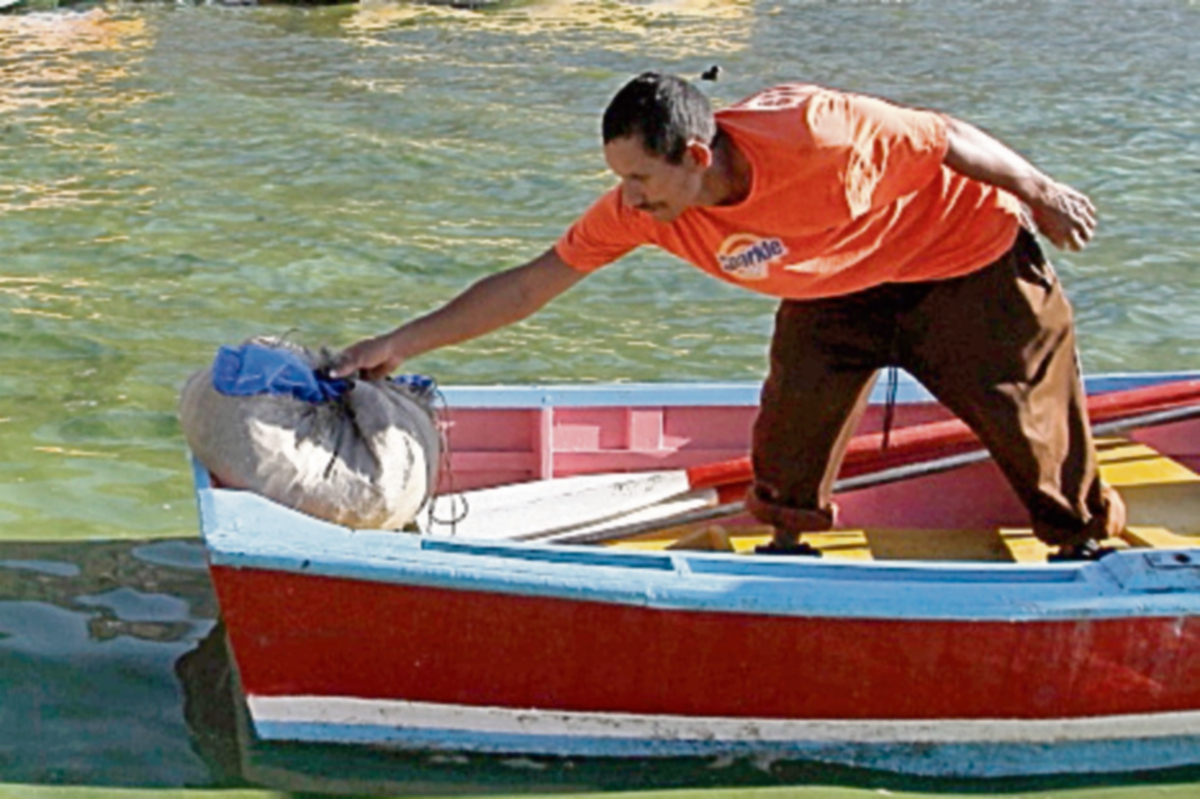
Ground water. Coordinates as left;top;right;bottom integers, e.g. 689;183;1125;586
0;0;1198;794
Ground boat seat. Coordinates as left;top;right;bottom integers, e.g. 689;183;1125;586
612;435;1200;562
1096;437;1200;536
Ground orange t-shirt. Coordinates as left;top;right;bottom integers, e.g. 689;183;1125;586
555;84;1023;300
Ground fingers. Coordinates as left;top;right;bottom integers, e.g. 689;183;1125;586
327;353;361;380
361;363;393;382
328;336;396;380
330;358;390;382
1049;222;1091;253
1062;186;1096;219
327;342;367;379
1064;193;1097;250
1065;203;1096;251
1057;212;1093;252
1034;182;1098;252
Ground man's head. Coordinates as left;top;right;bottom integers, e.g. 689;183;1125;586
601;72;718;222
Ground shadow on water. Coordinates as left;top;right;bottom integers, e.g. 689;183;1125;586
3;536;1200;796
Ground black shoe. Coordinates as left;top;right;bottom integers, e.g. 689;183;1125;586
754;539;822;557
1048;540;1116;563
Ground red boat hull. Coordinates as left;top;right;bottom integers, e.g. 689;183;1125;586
214;565;1200;722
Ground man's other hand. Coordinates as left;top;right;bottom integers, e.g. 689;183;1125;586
1029;181;1097;252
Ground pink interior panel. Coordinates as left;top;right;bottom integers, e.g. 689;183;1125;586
442;409;538;452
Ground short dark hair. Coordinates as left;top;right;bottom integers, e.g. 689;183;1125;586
602;72;716;164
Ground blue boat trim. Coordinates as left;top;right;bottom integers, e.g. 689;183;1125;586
199;483;1200;622
435;371;1200;409
420;539;676;571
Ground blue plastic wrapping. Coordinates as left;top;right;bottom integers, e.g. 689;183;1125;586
211;343;350;404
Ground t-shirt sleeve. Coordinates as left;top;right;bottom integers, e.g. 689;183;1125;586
554;188;653;273
808;91;950;219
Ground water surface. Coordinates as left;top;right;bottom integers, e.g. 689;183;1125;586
1;0;1199;795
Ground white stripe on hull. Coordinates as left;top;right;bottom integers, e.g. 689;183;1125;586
248;694;1200;746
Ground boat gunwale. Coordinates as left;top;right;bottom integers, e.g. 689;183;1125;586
194;371;1200;623
433;370;1200;408
198;478;1200;623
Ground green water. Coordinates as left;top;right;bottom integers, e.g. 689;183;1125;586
1;0;1199;795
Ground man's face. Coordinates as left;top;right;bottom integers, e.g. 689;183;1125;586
604;135;706;223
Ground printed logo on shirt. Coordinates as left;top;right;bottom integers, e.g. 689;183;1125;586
716;234;789;281
739;84;813;111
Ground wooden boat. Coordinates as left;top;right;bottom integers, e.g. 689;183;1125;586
194;370;1200;779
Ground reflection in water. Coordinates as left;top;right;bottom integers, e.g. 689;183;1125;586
344;0;753;58
0;8;153;215
0;9;148;113
0;538;216;787
0;537;216;638
175;620;245;787
0;274;100;323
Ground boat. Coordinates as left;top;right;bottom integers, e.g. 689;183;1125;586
193;370;1200;779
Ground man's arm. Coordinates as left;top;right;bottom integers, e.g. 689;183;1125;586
331;247;587;380
942;116;1096;252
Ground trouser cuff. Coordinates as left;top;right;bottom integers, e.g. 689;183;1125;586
745;483;837;535
1035;483;1127;547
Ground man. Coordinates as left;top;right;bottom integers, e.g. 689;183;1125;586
332;72;1124;561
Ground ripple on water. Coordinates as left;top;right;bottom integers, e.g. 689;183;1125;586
1;1;1199;792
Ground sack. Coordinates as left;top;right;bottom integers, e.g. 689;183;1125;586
180;337;441;530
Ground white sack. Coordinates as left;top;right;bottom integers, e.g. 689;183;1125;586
180;338;441;530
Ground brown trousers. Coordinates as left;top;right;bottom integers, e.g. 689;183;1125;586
746;229;1123;547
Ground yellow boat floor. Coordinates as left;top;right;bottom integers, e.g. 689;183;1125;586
609;437;1200;563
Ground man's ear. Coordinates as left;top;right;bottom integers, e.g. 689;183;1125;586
685;140;714;170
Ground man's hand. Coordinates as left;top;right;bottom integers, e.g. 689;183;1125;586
942;116;1098;252
331;333;403;381
1026;181;1097;252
